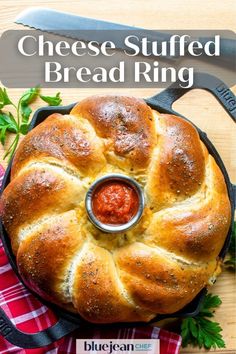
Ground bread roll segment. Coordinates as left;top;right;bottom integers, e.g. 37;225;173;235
72;242;154;323
114;242;217;314
11;113;106;178
17;210;85;307
145;113;206;210
0;95;231;323
144;154;231;262
1;163;87;253
71;96;157;171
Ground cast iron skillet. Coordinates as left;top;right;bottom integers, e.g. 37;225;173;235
0;72;235;348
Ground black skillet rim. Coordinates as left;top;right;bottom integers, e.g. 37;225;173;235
0;101;235;326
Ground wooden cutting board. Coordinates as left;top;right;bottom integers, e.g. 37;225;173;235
0;1;235;352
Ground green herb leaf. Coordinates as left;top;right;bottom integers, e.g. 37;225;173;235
181;294;225;349
0;125;8;145
0;88;13;109
21;105;32;123
200;293;222;310
39;92;62;106
0;86;61;163
20;87;40;106
19;123;29;135
0;112;18;133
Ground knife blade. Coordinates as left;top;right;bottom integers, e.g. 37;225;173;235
14;7;236;69
15;7;177;62
15;7;170;39
15;7;171;44
15;7;149;32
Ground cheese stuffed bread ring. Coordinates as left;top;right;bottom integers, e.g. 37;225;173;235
0;95;231;323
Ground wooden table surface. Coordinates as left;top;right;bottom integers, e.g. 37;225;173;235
0;1;235;353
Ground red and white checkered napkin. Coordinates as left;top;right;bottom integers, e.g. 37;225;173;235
0;165;182;354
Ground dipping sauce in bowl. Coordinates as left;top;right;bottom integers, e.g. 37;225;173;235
85;174;144;233
92;181;139;225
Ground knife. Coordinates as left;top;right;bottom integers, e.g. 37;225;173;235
14;7;236;69
15;7;176;60
15;8;170;38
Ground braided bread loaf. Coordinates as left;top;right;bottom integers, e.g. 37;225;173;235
0;96;231;323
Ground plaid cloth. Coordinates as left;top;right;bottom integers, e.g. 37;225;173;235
0;164;182;354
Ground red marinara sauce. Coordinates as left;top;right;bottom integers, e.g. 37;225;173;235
92;181;139;225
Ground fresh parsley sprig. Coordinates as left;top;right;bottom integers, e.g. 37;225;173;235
224;222;236;270
0;87;62;162
181;293;225;349
40;93;62;106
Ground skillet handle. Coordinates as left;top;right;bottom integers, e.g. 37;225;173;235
147;72;236;123
0;307;80;349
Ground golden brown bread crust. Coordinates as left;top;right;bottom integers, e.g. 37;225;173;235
72;243;154;323
145;114;205;210
144;155;231;262
11;113;106;178
0;95;231;323
1;165;86;253
71;96;156;170
114;242;217;314
17;211;85;305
